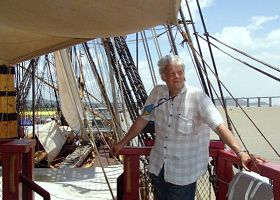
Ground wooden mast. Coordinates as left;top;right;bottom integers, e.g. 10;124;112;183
0;65;17;138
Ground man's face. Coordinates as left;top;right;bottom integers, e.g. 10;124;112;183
163;64;185;94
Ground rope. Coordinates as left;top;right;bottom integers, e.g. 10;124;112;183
114;36;148;107
188;42;280;159
208;34;280;73
151;28;163;59
140;31;157;86
195;0;232;131
180;1;215;101
112;36;153;143
198;35;280;83
102;38;139;121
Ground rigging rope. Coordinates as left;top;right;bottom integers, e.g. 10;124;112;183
180;3;214;101
45;55;61;117
140;31;157;87
195;0;232;131
103;37;155;143
102;38;139;121
208;34;280;73
166;25;179;55
198;35;280;83
151;28;163;59
83;42;121;142
114;36;148;107
188;42;280;159
18;58;40;114
103;39;131;133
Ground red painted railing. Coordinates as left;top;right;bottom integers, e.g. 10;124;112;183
1;139;278;199
118;140;280;200
0;139;50;200
211;141;280;200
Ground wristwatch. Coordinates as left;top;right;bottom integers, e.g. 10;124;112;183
236;149;247;155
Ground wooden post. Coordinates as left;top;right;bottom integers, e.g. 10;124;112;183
0;139;36;200
22;144;35;200
0;65;17;138
119;147;152;200
123;155;140;200
2;151;20;199
273;180;280;200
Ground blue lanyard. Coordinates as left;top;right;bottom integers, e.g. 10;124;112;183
153;95;177;109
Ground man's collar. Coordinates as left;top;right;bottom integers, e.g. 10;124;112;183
179;82;188;94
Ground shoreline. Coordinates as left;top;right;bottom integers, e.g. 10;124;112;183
213;106;280;163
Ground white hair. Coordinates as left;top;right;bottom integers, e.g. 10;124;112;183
158;55;185;80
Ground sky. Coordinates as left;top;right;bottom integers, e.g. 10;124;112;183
128;0;280;104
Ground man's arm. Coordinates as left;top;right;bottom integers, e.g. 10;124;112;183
110;116;149;155
215;123;242;153
215;123;253;170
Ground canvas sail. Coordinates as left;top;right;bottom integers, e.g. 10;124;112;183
32;121;72;162
54;49;84;134
0;0;181;65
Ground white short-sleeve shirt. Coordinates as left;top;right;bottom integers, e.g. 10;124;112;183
141;84;224;185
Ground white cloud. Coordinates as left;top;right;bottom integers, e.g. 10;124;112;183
266;28;280;44
248;15;279;31
189;14;280;97
214;26;253;49
181;0;214;22
213;14;279;50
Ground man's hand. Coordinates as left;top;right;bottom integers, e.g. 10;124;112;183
109;116;148;157
110;141;124;156
238;151;267;171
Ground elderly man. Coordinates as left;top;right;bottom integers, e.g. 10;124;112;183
111;55;256;200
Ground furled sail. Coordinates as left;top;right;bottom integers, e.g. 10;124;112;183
54;49;84;134
0;0;181;65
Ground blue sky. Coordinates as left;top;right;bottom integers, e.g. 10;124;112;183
189;0;280;99
129;0;280;104
201;0;279;31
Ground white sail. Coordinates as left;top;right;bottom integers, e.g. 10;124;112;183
54;49;84;134
0;0;181;65
32;121;73;162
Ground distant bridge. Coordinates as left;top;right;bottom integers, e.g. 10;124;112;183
214;96;280;107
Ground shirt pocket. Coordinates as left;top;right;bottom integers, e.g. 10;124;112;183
177;115;195;135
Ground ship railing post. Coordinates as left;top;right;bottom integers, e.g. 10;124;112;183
0;139;36;200
118;147;152;200
123;155;140;200
22;142;35;200
216;151;234;200
1;151;20;199
210;140;280;200
273;180;280;200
